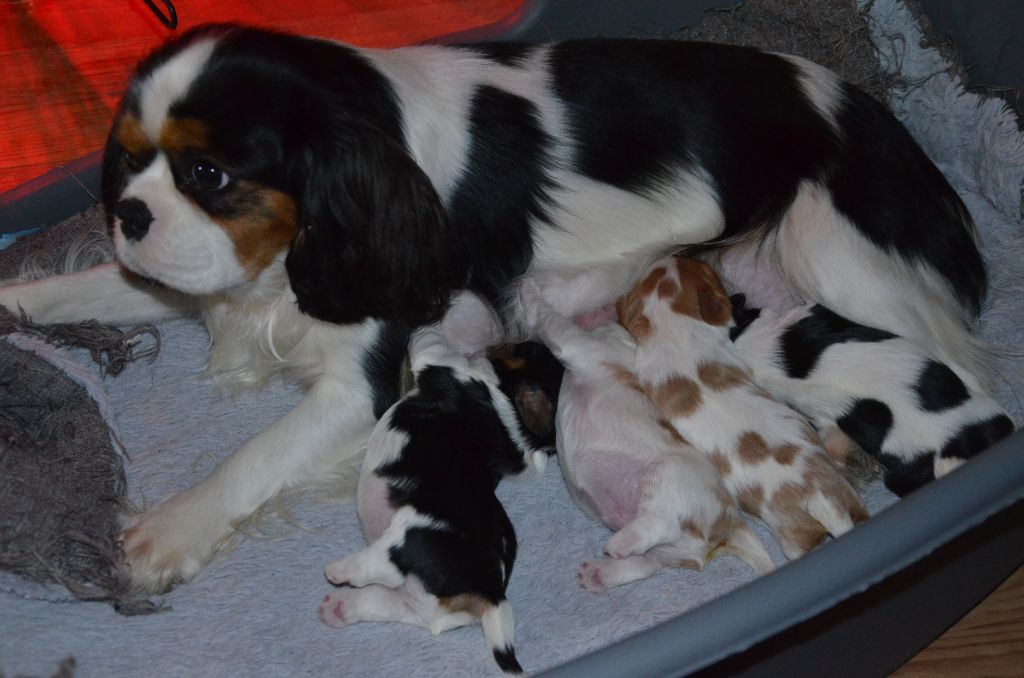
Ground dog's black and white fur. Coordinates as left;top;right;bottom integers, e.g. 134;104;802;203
320;318;547;675
729;296;1014;495
0;24;989;589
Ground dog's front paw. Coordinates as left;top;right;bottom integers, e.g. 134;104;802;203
318;590;353;629
120;488;232;593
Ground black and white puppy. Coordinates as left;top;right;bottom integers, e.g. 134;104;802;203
0;23;988;589
729;296;1015;495
320;315;547;675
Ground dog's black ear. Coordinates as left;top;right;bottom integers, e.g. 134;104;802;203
286;124;467;326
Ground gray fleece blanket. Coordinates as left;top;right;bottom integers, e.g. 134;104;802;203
1;1;1022;675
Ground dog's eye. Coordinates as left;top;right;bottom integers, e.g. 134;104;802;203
191;160;230;191
122;149;143;172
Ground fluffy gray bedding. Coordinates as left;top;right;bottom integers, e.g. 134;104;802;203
1;0;1021;675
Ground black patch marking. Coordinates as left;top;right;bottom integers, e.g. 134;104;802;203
940;414;1014;461
361;321;413;419
448;84;554;308
877;452;935;497
781;305;896;379
837;398;893;456
549;40;835;236
914;360;969;413
728;293;762;341
827;83;987;315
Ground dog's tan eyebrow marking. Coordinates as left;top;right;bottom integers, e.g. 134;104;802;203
159;116;210;153
115;114;155;157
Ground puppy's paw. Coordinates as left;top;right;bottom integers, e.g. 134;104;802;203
120;488;231;593
318;590;352;629
576;560;607;593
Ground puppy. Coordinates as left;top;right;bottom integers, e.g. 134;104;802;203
320;316;546;675
729;296;1016;496
618;258;868;559
519;281;775;592
0;24;988;588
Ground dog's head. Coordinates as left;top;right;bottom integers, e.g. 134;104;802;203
102;24;465;325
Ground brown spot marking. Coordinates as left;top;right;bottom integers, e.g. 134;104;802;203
656;277;679;300
657;418;689;446
697;361;750;391
681;520;705;541
649;375;703;418
675;558;703;571
617;265;669;343
603;362;644;394
159;116;210;153
780;523;830;553
769;480;813;512
218;185;299;276
737;431;771;464
615;294;651;342
773;443;800;466
707;451;732;476
439;593;489;618
114;114;154;158
736;485;764;514
674;257;732;325
637;266;668;296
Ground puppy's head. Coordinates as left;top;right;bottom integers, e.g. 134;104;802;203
487;341;564;449
103;24;465;324
618;257;733;337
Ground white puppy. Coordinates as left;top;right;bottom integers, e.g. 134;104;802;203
520;281;774;592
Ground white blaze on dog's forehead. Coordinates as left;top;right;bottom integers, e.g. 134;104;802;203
775;53;844;133
137;38;218;140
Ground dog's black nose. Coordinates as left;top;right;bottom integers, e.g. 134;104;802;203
116;198;154;241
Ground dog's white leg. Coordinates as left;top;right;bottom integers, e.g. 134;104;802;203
121;356;376;592
576;555;662;592
0;262;193;324
604;512;681;559
324;518;412;589
318;585;420;629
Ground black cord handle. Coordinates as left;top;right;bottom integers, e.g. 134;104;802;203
143;0;178;29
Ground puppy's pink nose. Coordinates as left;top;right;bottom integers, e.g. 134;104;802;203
116;198;153;241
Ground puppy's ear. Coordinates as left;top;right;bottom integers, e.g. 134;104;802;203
678;258;732;326
696;278;733;326
286;124;467;326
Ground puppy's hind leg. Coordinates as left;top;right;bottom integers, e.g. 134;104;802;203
576;555;663;593
324;507;424;588
318;585;421;629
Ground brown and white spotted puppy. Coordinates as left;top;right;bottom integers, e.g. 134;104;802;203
618;257;868;559
519;280;775;591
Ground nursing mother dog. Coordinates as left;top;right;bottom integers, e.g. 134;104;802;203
0;24;988;591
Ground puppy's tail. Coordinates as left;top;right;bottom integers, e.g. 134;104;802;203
482;599;523;675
